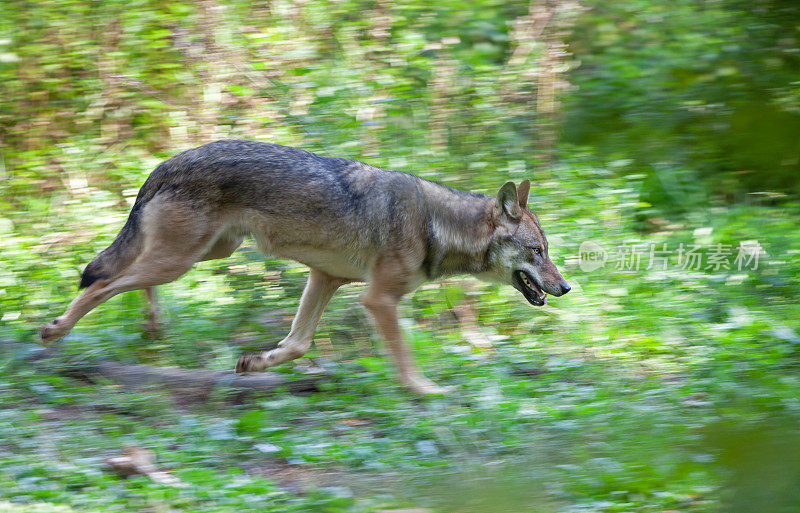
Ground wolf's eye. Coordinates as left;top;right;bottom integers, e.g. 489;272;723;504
533;247;542;255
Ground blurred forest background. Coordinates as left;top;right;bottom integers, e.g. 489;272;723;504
1;0;800;512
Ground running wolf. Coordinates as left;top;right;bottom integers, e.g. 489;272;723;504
41;140;570;394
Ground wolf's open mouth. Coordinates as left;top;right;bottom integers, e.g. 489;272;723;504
514;270;546;306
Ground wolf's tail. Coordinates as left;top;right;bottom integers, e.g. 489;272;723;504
79;200;147;288
79;168;168;289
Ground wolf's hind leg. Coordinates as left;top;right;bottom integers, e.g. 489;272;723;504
133;230;242;339
236;268;348;373
41;199;222;344
41;249;201;344
142;286;163;338
41;251;200;344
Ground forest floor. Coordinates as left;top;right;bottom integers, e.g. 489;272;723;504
2;160;800;512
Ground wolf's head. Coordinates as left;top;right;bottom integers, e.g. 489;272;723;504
480;180;570;306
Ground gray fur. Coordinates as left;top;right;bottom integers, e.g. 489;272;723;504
47;140;570;395
83;140;496;286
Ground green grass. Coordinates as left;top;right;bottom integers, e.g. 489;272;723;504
2;0;799;509
2;156;800;512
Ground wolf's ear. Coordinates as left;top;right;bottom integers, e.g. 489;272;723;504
517;179;531;209
495;181;521;220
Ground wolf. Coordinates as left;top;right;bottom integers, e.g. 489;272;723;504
40;140;570;394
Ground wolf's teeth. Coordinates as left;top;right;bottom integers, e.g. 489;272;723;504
519;271;535;291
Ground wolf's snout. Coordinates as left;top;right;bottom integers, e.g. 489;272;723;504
546;281;570;297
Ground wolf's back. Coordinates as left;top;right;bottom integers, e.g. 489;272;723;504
79;139;398;288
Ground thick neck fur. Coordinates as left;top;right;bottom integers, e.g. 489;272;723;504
420;182;495;279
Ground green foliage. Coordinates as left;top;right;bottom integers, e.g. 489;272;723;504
566;0;800;194
1;0;800;512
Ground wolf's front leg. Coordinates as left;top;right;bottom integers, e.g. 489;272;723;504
361;289;454;395
235;269;346;373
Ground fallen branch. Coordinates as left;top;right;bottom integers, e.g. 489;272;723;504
91;360;322;397
6;341;325;400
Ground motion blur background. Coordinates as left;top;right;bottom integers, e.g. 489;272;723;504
1;1;799;512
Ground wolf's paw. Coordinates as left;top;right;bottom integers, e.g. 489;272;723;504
142;318;164;339
235;352;267;373
402;375;457;396
40;318;68;345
